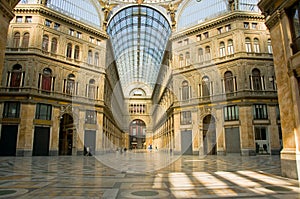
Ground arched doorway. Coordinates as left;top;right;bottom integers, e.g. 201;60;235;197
203;114;216;155
59;114;74;155
129;119;146;149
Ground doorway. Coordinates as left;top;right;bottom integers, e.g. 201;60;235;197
225;127;241;153
129;119;146;149
84;130;96;156
181;130;193;155
59;114;74;155
203;114;216;155
0;125;18;156
32;127;50;156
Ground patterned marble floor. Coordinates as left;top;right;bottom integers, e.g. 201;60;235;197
0;151;299;198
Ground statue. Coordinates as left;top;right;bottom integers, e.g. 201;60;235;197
98;0;118;31
161;0;182;29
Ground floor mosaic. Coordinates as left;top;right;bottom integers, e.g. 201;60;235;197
0;152;299;198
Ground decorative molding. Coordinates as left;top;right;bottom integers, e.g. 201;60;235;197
14;5;109;39
171;12;265;40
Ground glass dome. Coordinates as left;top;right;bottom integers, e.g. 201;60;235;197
19;0;102;28
177;0;261;30
107;5;171;95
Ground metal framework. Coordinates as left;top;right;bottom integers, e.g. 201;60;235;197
107;5;171;94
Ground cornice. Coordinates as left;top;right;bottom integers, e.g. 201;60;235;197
171;11;265;40
0;2;15;20
14;5;109;39
265;9;283;30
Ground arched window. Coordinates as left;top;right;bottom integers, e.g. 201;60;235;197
245;37;251;52
224;71;234;93
219;42;226;57
66;43;72;58
227;39;234;55
202;76;210;97
205;46;211;60
13;32;20;48
252;68;262;91
21;33;29;48
267;39;273;54
88;79;95;99
66;74;75;95
198;48;203;62
88;50;93;64
10;64;23;87
182;80;190;100
41;68;52;91
94;52;99;66
253;38;260;53
179;54;184;67
42;35;49;51
74;45;80;60
51;38;58;53
185;52;190;66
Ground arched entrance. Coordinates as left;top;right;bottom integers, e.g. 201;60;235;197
59;113;74;155
129;119;146;149
203;114;217;155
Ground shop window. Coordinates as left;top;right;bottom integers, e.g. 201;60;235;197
3;102;20;118
85;110;97;124
180;111;192;125
35;103;52;120
253;104;268;120
224;105;239;121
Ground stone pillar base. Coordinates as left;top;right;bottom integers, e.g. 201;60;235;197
241;149;256;156
16;149;32;156
271;148;281;155
49;150;59;156
217;150;226;156
281;149;298;179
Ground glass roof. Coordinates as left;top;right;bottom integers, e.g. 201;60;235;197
19;0;102;28
107;5;171;95
177;0;261;30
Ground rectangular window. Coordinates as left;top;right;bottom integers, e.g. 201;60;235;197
244;22;249;29
252;23;258;29
217;27;223;34
45;19;51;27
3;102;20;118
25;16;32;23
225;24;231;31
184;39;189;45
69;29;74;36
97;39;101;45
255;126;267;140
180;111;192;125
89;37;94;43
54;23;60;30
35;103;52;120
196;34;201;41
253;104;268;120
76;32;82;39
224;105;239;121
203;32;209;39
16;16;22;23
288;2;300;54
85;110;96;124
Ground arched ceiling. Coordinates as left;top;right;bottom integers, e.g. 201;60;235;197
107;5;171;97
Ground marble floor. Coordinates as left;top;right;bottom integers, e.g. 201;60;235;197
0;151;299;198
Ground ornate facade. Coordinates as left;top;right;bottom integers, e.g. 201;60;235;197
259;0;300;179
0;0;282;165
